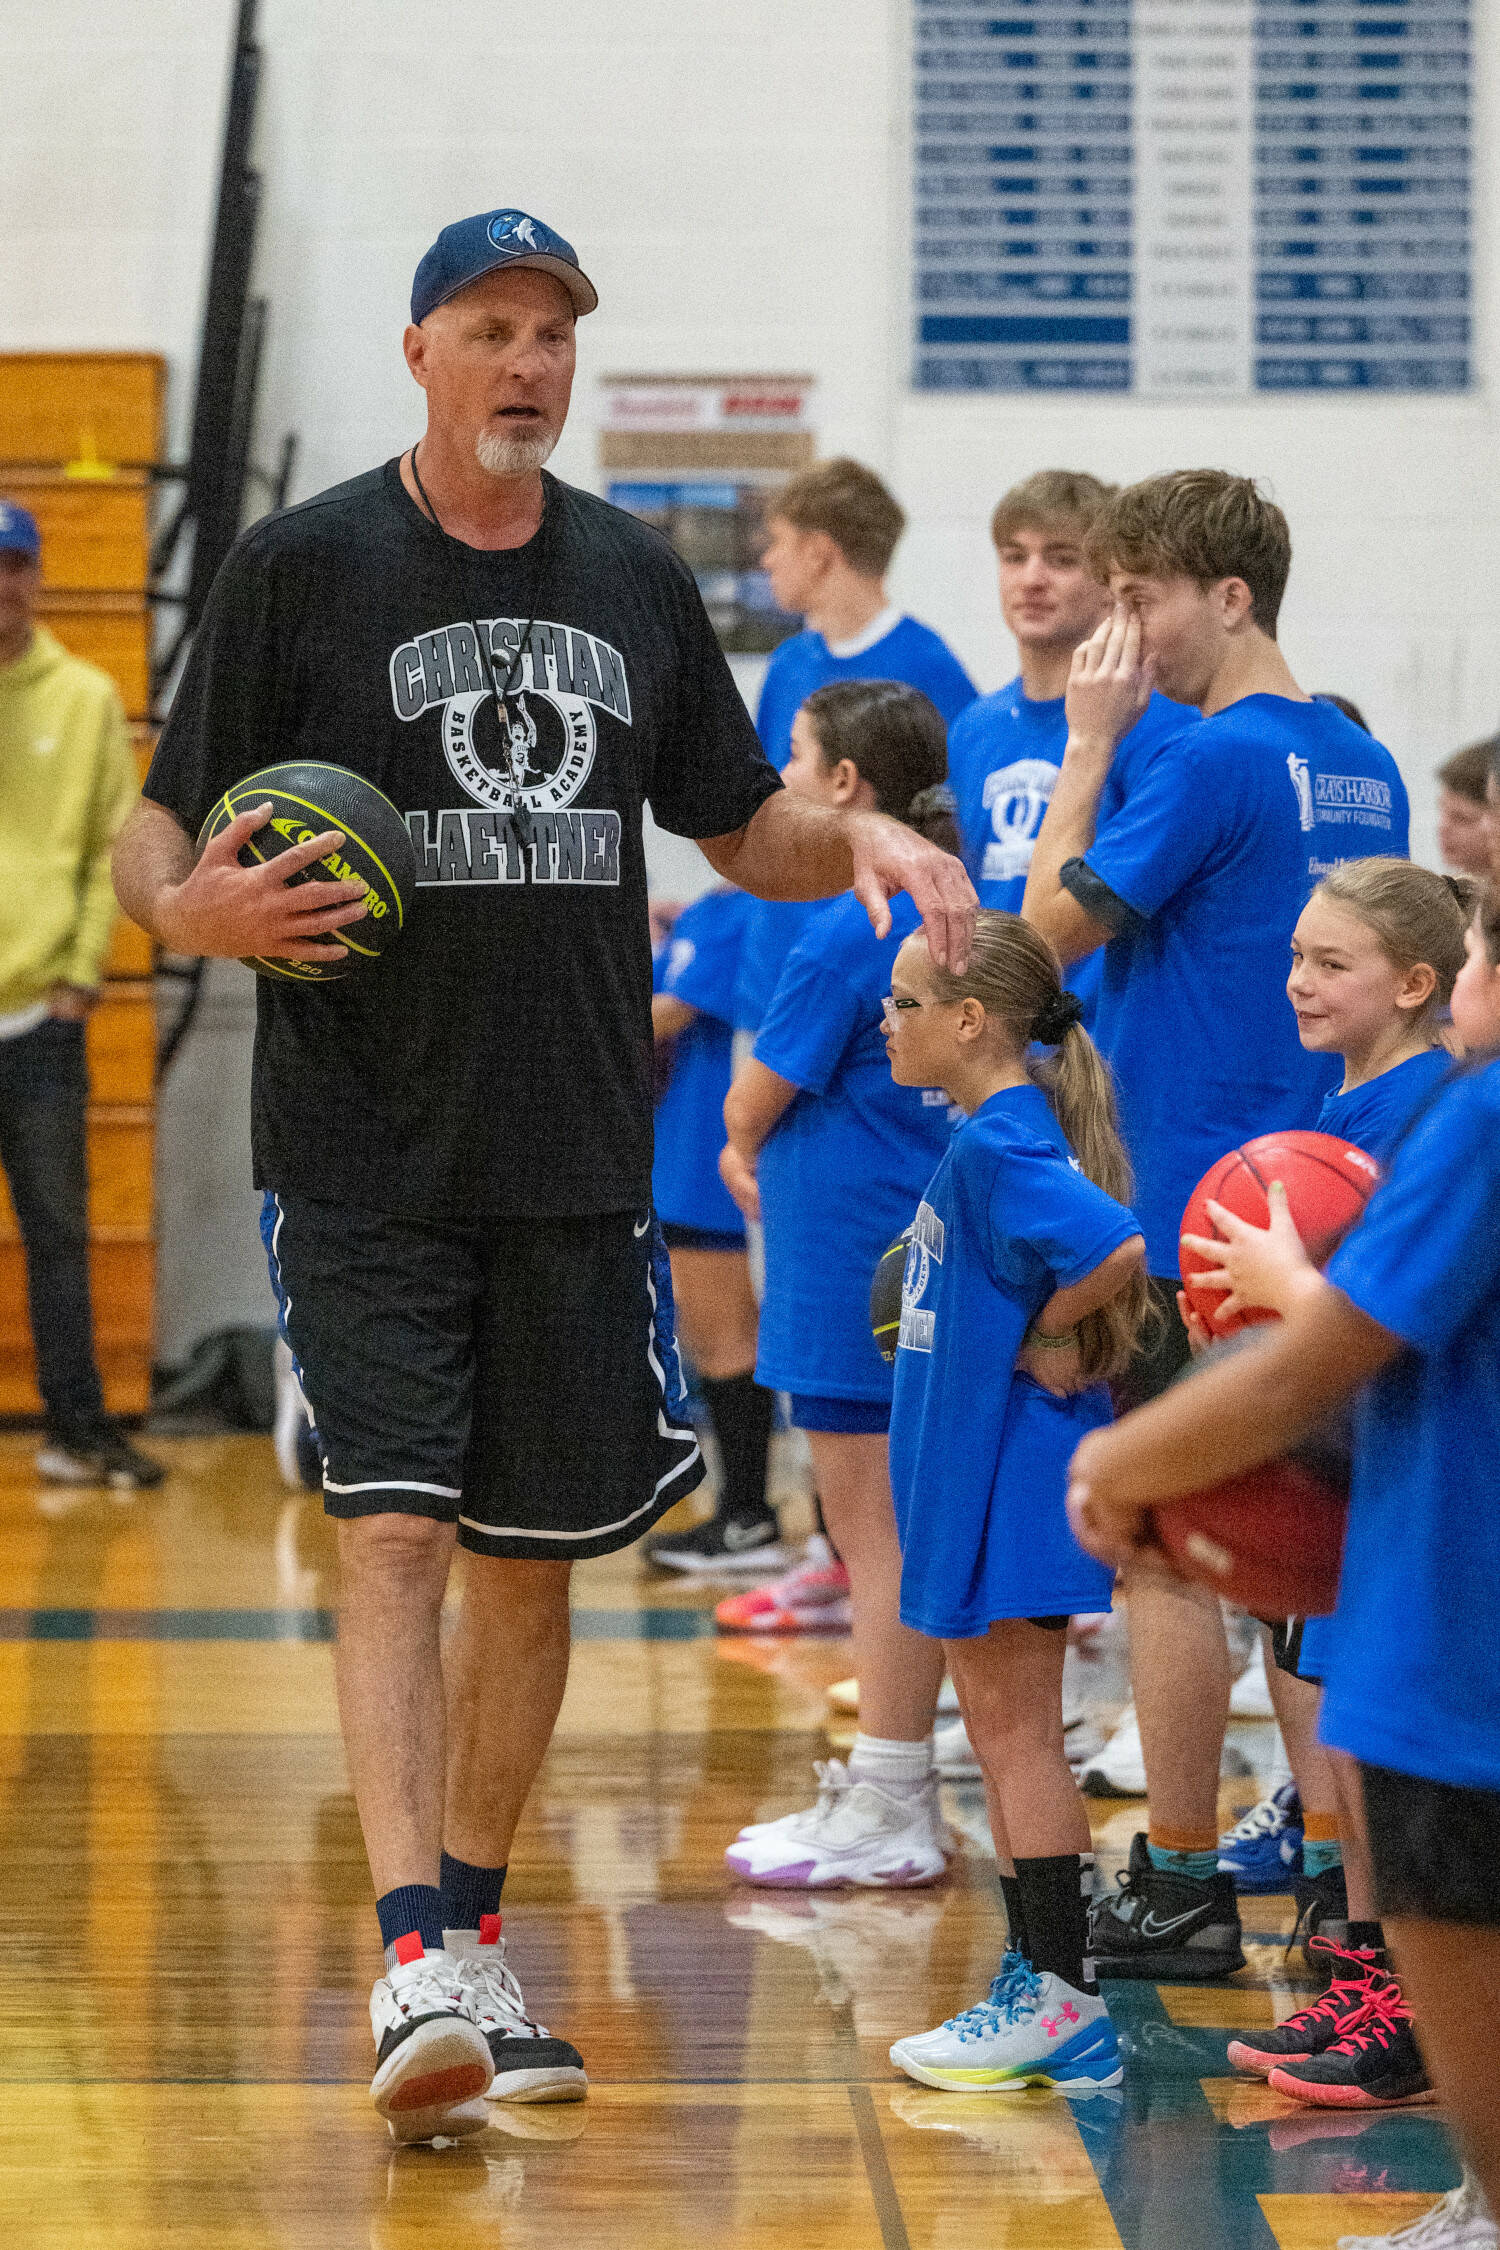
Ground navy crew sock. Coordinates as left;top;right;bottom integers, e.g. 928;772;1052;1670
440;1851;507;1934
376;1883;446;1968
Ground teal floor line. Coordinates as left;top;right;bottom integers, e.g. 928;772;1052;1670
0;1606;719;1643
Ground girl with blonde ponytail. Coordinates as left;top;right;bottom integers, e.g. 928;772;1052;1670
881;908;1147;2096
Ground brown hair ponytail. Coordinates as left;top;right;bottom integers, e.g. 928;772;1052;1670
924;910;1151;1380
1311;857;1470;1025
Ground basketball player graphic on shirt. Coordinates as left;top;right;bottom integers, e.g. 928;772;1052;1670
497;693;545;789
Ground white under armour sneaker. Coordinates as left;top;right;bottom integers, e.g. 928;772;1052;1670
446;1916;588;2103
369;1943;494;2143
889;1955;1122;2093
725;1760;950;1888
1336;2176;1498;2250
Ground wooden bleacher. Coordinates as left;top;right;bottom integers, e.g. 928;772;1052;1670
0;352;164;1416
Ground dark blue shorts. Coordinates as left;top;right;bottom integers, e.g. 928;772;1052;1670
262;1192;704;1560
659;1221;746;1254
789;1393;891;1435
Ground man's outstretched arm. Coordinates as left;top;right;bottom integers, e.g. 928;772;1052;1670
699;790;976;972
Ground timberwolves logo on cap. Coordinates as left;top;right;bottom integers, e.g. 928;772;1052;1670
489;211;541;251
411;207;599;323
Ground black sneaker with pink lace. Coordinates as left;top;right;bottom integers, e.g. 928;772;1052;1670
1226;1934;1386;2076
1266;1971;1435;2108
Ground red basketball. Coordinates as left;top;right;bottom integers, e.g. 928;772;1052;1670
1152;1457;1348;1617
1180;1130;1381;1335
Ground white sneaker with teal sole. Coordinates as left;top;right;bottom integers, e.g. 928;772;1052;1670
889;1954;1123;2093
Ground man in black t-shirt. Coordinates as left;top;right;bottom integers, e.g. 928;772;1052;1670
113;207;974;2145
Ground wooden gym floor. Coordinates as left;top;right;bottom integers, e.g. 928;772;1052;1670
0;1432;1460;2248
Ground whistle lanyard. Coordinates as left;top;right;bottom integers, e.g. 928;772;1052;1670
408;442;552;860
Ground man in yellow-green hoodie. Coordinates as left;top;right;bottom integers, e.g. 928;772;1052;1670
0;502;161;1488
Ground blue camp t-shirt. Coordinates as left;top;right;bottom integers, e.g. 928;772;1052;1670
651;887;753;1239
1295;1042;1455;1683
753;891;958;1400
1318;1057;1500;1789
733;613;978;1033
1074;696;1409;1274
946;681;1187;1021
754;612;978;774
889;1084;1138;1637
1315;1048;1451;1168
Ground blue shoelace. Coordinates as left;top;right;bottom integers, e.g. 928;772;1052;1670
947;1952;1043;2043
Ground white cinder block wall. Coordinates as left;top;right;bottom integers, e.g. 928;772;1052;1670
5;0;1497;1349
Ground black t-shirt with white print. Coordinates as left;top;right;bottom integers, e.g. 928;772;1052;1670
145;462;782;1220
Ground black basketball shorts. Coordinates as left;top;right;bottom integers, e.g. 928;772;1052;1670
261;1191;704;1560
1360;1762;1500;1929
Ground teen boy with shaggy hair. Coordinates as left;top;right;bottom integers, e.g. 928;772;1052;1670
1023;468;1408;1983
944;470;1184;1018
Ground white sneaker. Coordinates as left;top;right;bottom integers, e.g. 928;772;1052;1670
1077;1702;1256;1797
934;1716;980;1778
890;1956;1123;2092
1078;1705;1147;1796
1337;2176;1498;2249
725;1760;950;1888
369;1945;494;2143
1229;1639;1276;1718
446;1916;588;2104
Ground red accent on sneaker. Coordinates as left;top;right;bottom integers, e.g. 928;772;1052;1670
478;1913;503;1946
392;1931;425;1966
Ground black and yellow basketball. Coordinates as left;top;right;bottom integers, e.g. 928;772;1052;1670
196;762;417;983
869;1226;914;1364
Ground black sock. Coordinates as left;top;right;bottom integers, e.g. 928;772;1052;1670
1015;1853;1097;1994
440;1851;507;1933
1347;1919;1386;1955
998;1871;1031;1961
699;1371;775;1522
376;1882;446;1962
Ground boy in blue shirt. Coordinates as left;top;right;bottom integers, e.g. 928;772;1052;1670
734;458;977;1036
1024;469;1409;1980
945;470;1184;1018
1066;887;1500;2244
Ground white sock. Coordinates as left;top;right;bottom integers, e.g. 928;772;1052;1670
849;1732;934;1797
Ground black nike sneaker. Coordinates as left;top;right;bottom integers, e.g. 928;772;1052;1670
1089;1832;1247;1980
1288;1862;1349;1979
645;1508;790;1575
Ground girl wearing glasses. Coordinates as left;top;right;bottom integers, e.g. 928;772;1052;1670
881;908;1148;2095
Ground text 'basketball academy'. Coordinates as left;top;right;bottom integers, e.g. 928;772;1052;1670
389;615;630;885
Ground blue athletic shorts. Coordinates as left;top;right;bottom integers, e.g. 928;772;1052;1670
789;1393;891;1435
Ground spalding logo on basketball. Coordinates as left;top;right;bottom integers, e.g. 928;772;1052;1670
1179;1129;1380;1336
196;762;417;982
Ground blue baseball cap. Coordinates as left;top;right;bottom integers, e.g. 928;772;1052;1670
411;208;598;325
0;503;40;559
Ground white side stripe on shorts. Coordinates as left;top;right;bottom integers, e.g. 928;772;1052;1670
458;1236;700;1544
323;1477;463;1499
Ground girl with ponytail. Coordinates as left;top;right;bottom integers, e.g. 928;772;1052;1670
881;907;1147;2096
719;679;963;1894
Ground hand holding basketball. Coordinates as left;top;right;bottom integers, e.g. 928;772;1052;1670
1064;604;1154;755
1181;1179;1319;1327
160;804;370;963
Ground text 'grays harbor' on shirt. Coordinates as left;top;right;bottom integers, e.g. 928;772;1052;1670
144;463;782;1220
